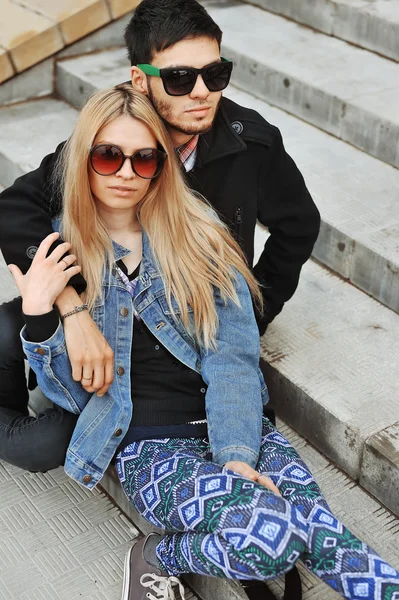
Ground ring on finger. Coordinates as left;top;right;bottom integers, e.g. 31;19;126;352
60;258;68;268
82;376;93;381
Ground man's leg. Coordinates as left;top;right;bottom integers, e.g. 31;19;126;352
0;297;29;413
260;357;276;426
0;298;78;472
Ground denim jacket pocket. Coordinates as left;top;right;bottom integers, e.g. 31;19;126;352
155;290;194;316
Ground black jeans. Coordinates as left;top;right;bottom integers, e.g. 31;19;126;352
0;297;77;472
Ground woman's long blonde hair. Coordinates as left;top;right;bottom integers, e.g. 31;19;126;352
56;83;262;349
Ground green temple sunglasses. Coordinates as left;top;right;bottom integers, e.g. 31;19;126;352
137;58;233;96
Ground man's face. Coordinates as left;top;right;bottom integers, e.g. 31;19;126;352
142;37;223;138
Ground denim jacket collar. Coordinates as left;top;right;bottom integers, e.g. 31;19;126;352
112;228;160;280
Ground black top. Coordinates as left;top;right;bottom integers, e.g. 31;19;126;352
118;260;207;430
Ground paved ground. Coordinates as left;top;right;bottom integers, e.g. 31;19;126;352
0;459;195;600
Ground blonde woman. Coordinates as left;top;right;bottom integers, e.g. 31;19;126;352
9;85;399;600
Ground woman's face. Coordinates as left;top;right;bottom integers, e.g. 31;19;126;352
89;115;157;215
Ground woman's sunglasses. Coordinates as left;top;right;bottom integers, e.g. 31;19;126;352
90;145;167;178
137;58;233;97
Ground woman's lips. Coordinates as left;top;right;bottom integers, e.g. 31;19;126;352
109;186;135;191
109;186;137;196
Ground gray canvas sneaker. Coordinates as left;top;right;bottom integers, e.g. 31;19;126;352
122;534;186;600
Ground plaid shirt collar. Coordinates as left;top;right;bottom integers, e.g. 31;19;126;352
175;135;199;172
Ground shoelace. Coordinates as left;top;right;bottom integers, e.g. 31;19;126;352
140;573;186;600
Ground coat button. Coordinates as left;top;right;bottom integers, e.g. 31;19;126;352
117;367;125;376
114;428;123;437
154;345;160;350
120;308;129;317
34;348;46;356
82;474;92;484
200;388;206;393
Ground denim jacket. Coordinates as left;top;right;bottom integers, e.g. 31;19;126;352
21;228;268;489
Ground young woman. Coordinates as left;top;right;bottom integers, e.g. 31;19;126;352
9;84;399;600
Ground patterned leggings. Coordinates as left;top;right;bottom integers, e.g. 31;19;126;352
116;418;399;599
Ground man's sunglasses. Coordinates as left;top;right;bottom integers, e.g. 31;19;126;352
137;58;233;97
90;145;167;178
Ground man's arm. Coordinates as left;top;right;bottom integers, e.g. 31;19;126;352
0;142;85;292
254;129;320;333
4;152;114;393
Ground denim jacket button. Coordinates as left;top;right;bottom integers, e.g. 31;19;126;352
114;428;123;437
82;474;92;484
120;308;129;317
196;361;201;371
117;367;125;376
34;348;46;356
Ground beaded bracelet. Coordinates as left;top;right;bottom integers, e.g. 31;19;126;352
60;303;88;322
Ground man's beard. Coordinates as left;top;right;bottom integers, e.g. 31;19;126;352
148;83;220;136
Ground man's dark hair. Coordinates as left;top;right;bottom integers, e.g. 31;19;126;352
124;0;223;65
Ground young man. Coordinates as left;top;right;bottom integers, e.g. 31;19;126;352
0;0;319;473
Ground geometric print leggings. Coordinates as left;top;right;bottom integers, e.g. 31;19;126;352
116;417;399;599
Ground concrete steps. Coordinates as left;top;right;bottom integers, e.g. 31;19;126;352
241;0;399;62
0;93;398;516
53;48;399;315
1;5;399;596
0;11;133;107
205;3;399;169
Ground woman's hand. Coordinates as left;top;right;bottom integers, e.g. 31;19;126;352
224;460;281;496
8;232;81;315
56;286;114;396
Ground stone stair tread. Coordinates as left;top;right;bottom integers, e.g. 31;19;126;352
212;4;399;119
240;0;399;62
230;86;399;314
54;49;399;313
206;3;399;169
259;255;399;512
0;98;78;188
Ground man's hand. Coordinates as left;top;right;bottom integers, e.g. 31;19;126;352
56;286;114;396
224;460;281;496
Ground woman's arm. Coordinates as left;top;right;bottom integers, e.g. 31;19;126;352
200;271;264;469
21;320;91;414
0;143;86;290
